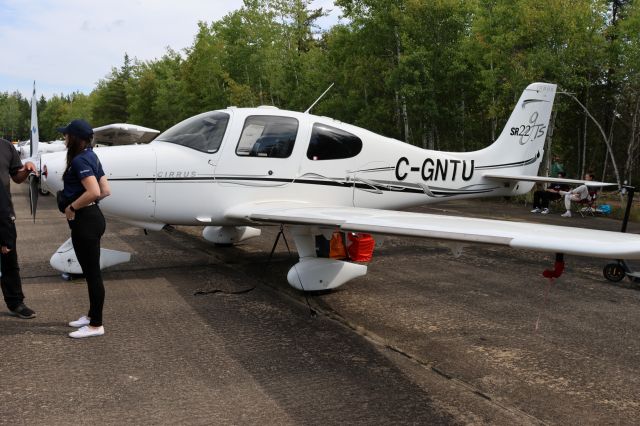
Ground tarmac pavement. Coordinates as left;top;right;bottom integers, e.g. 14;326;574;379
2;185;640;425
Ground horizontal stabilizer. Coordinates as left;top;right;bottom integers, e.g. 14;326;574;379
484;173;618;188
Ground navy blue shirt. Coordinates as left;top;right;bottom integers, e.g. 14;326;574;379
63;148;105;200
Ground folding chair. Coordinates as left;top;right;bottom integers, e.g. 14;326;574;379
575;190;598;217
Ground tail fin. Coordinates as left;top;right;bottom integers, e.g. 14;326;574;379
473;82;557;176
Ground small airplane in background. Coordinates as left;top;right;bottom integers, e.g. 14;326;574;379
22;82;158;162
38;82;637;291
20;83;67;163
20;82;66;196
16;139;66;161
21;84;160;195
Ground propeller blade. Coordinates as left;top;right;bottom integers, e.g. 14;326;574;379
28;173;39;223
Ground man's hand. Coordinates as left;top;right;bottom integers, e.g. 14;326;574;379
24;161;38;175
1;246;11;254
12;161;39;184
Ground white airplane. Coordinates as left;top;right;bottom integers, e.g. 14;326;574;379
21;83;156;169
39;82;639;290
17;140;66;164
21;83;67;199
19;83;159;220
20;85;156;162
19;83;67;163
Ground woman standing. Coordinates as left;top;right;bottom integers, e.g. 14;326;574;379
57;119;111;338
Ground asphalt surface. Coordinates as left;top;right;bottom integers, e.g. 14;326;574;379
2;185;640;425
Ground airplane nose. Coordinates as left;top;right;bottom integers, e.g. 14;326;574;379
40;151;66;192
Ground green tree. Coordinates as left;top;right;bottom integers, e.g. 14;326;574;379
92;54;132;126
7;0;640;186
0;92;23;141
39;95;70;141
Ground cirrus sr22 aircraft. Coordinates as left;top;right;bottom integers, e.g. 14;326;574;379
38;82;639;291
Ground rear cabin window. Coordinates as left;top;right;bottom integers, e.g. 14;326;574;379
307;123;362;160
236;116;298;158
155;111;229;153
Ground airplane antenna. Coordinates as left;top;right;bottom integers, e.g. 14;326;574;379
304;83;334;114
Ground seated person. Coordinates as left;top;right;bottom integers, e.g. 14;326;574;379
531;171;569;214
560;172;595;218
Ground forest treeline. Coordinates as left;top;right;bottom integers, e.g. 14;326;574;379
1;0;639;185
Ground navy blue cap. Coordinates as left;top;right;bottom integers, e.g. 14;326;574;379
57;119;93;139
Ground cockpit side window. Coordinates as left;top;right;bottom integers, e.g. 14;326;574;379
155;111;229;153
307;123;362;160
236;115;298;158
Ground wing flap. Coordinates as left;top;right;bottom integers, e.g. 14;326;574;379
226;202;640;259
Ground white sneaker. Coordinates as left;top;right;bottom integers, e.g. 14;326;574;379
530;208;541;213
561;211;572;218
541;208;550;215
68;316;90;328
69;325;104;339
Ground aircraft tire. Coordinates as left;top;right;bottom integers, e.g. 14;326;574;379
603;263;625;282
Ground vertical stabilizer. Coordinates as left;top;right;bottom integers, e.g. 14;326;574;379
473;82;557;177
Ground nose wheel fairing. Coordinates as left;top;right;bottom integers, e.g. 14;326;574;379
50;238;131;274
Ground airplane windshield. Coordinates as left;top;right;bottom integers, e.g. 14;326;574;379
155;111;229;153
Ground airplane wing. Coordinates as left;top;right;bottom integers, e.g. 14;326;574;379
484;173;618;188
93;123;160;146
225;202;640;259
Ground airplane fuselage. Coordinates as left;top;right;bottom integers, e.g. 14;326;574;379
42;105;546;229
43;83;597;292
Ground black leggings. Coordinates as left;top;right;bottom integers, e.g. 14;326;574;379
70;205;106;327
533;190;561;209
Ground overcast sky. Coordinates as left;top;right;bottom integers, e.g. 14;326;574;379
0;0;340;99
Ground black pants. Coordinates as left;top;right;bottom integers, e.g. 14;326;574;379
1;223;24;310
533;190;561;209
70;205;106;327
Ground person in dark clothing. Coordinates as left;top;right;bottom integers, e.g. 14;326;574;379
56;119;111;339
530;171;570;215
0;184;17;249
0;138;37;319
